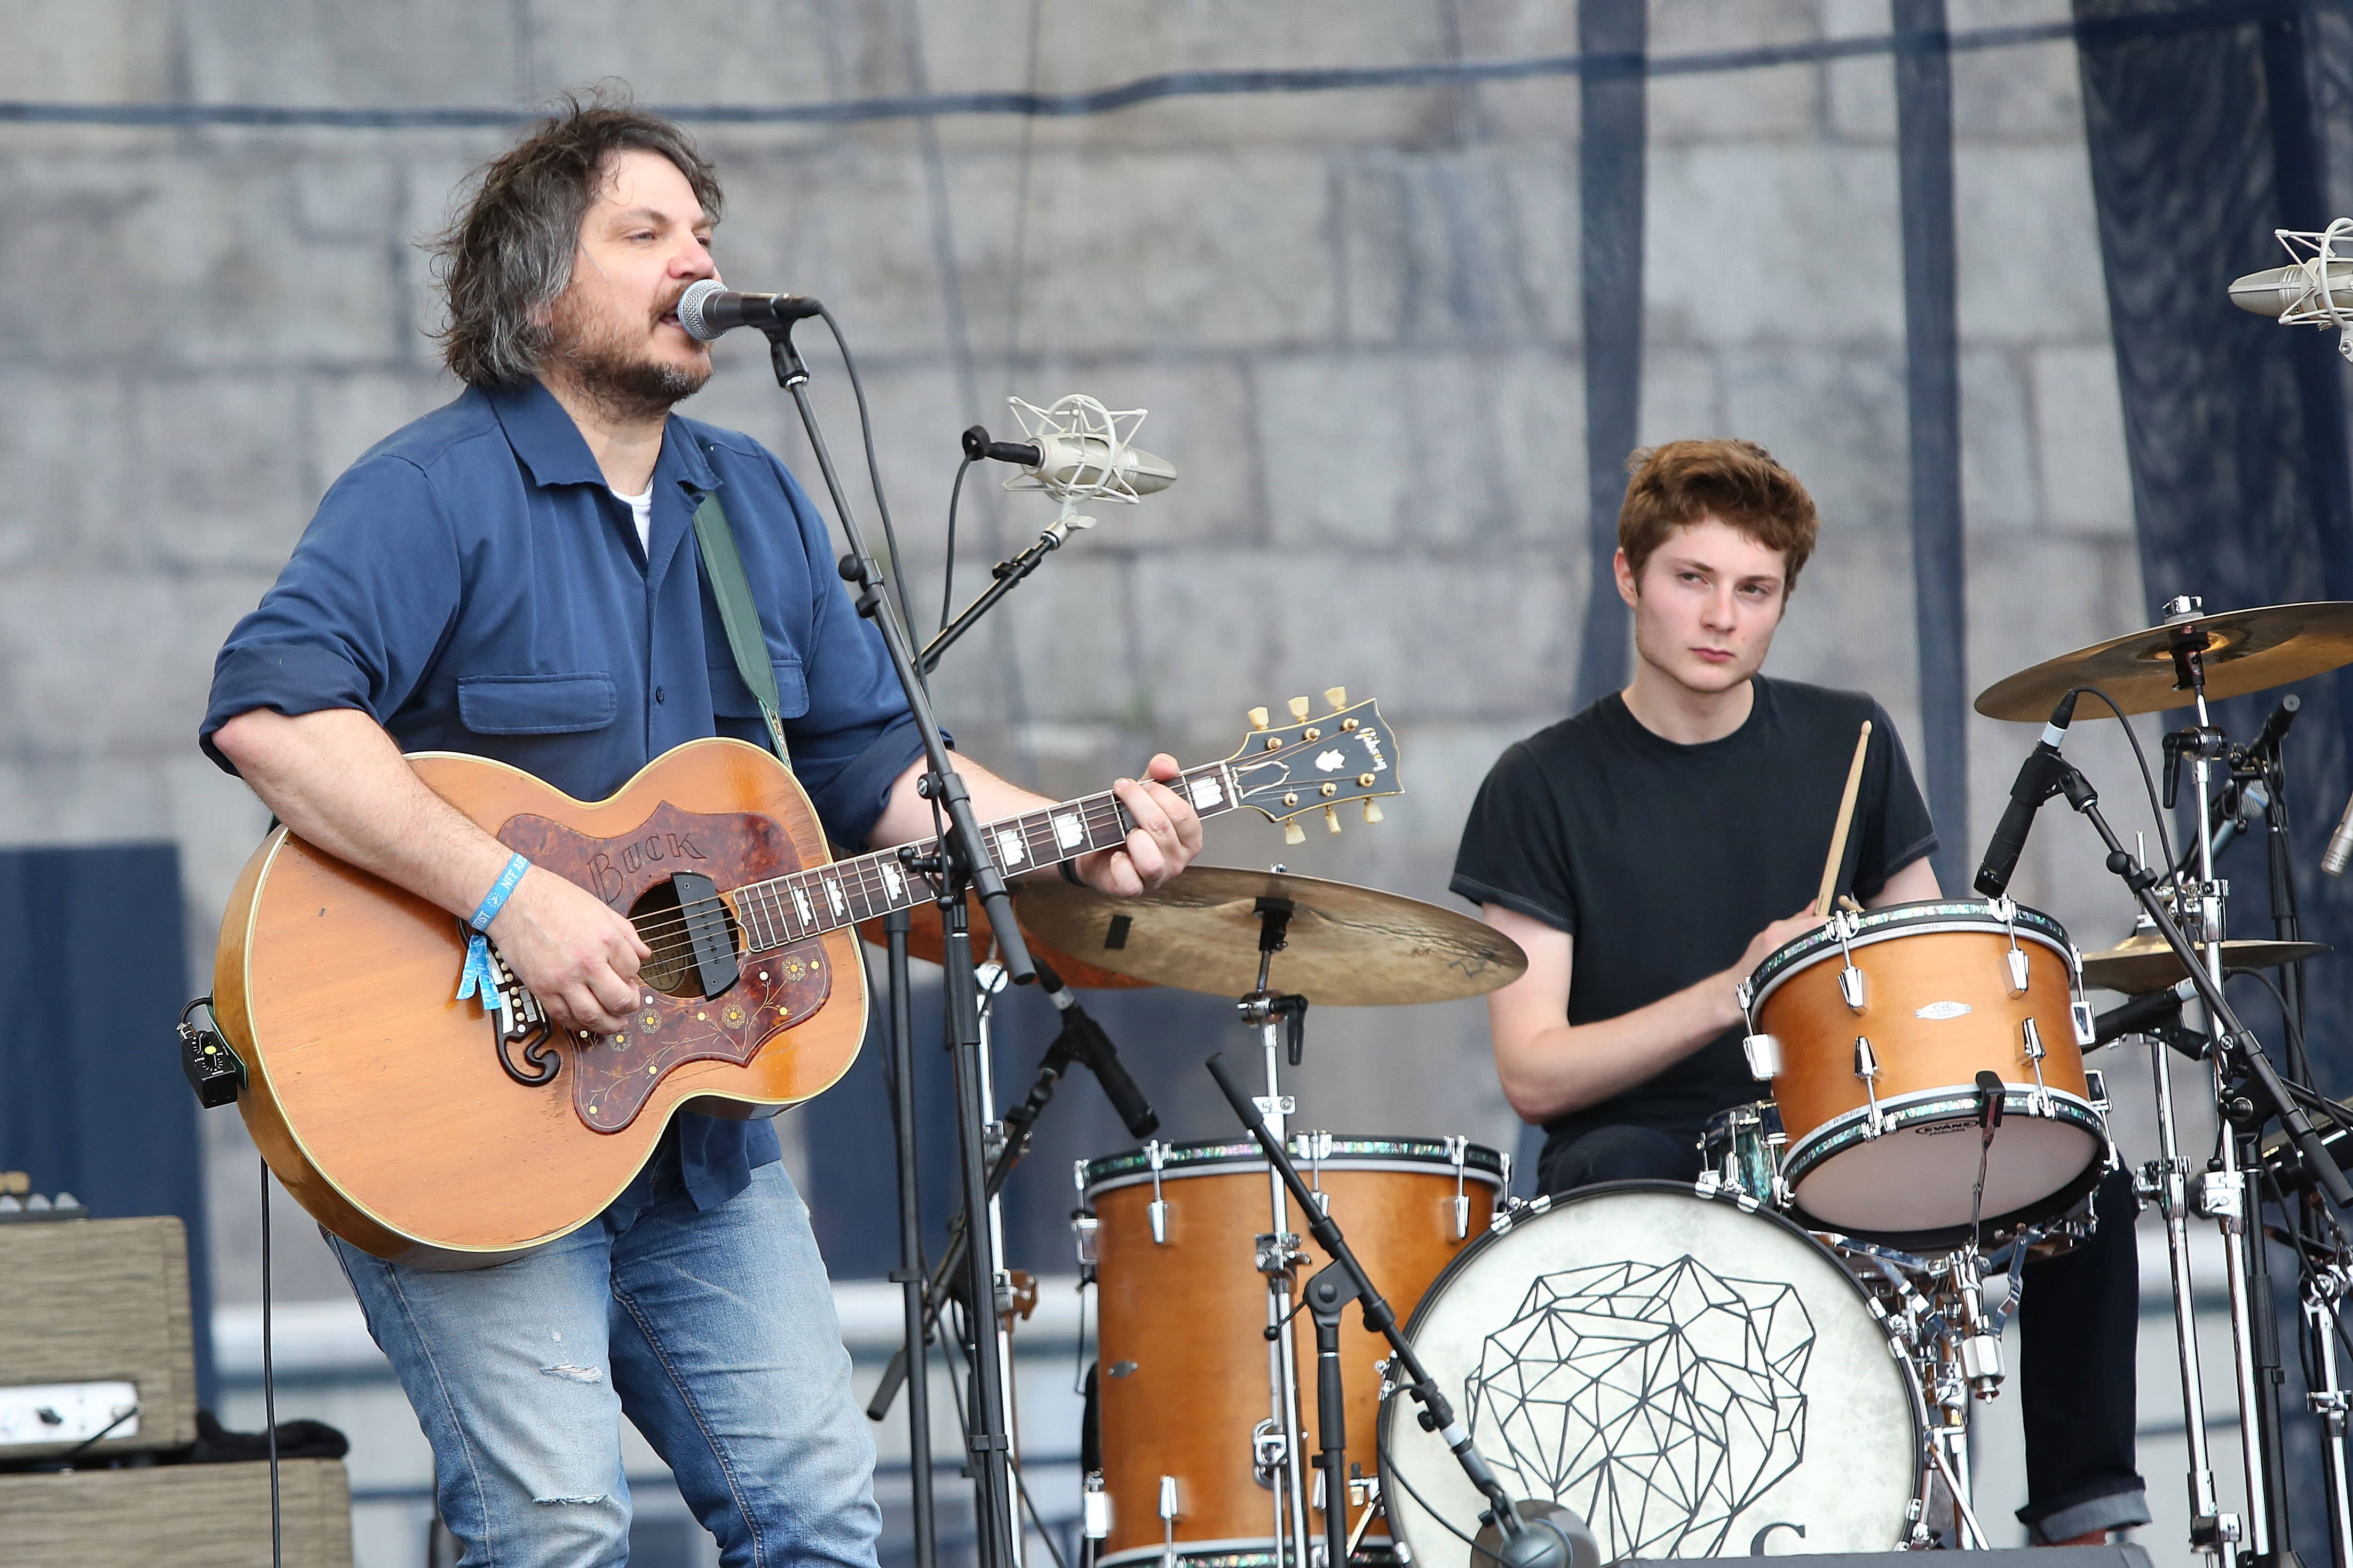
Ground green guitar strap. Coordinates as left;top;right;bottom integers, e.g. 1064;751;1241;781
691;492;793;770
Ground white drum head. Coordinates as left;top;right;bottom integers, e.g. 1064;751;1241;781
1380;1184;1920;1562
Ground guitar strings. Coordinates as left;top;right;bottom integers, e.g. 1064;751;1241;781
568;794;1150;963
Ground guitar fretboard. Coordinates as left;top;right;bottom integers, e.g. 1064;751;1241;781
724;762;1239;952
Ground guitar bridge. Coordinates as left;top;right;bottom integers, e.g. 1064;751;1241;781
484;943;560;1087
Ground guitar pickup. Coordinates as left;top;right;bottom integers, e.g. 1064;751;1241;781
669;872;740;999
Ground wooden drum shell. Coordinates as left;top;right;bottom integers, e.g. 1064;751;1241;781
1089;1148;1497;1564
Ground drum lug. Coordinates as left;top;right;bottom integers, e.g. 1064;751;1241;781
1854;1034;1887;1137
1146;1138;1171;1244
1072;1211;1100;1269
1447;1135;1471;1239
1159;1473;1182;1568
2021;1018;2055;1118
1987;896;2031;994
1742;1032;1783;1080
1082;1473;1112;1540
1831;908;1867;1012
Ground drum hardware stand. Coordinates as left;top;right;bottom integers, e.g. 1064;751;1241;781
1205;1050;1596;1568
2302;1258;2353;1568
1239;895;1316;1568
881;906;940;1568
758;314;1034;1568
2031;676;2353;1567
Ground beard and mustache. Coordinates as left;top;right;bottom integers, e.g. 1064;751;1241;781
541;282;712;423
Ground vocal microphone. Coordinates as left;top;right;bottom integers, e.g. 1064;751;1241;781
1974;691;2080;898
675;279;823;341
962;422;1177;498
2323;784;2353;876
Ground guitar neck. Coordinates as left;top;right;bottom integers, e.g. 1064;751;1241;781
725;761;1240;953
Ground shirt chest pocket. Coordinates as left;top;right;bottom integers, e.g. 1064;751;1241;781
708;654;811;721
456;672;619;735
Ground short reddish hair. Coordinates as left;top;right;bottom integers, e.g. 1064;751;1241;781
1618;439;1820;593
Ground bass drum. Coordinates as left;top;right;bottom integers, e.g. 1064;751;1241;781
1380;1183;1921;1564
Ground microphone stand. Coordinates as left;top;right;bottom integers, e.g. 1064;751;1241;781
920;428;1096;678
759;319;1030;1568
1205;1052;1592;1568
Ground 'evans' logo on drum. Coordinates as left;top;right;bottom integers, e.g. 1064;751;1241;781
1913;1000;1972;1020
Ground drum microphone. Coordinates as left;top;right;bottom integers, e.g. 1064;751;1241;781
1036;958;1159;1139
2090;978;2198;1047
2324;784;2353;877
674;280;823;341
1973;691;2080;898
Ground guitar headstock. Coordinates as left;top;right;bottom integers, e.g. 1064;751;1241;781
1220;688;1403;845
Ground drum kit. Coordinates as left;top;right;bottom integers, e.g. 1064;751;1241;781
875;596;2353;1567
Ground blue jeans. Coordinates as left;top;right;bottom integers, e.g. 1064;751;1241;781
331;1142;881;1568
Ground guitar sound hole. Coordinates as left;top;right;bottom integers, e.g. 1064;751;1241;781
629;878;744;999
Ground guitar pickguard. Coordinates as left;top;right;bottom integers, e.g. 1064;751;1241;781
495;802;833;1134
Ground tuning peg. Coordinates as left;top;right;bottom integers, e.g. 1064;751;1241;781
1288;696;1311;721
1324;686;1348;710
1248;706;1270;730
1324;806;1342;834
1284;819;1306;846
1362;799;1383;824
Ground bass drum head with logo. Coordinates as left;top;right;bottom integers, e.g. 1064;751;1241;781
1380;1182;1920;1564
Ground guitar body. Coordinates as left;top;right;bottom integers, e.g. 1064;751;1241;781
215;738;867;1270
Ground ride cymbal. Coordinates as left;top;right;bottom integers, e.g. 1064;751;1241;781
1016;865;1527;1006
2080;931;2330;994
1974;601;2353;721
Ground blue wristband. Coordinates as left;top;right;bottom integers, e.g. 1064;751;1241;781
469;853;532;932
456;853;531;1003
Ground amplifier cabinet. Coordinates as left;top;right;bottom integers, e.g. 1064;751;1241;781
0;1216;198;1459
0;1457;352;1567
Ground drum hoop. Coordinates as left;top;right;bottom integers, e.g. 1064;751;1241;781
1085;1154;1507;1203
1081;1136;1506;1192
1097;1545;1395;1568
1780;1086;2104;1188
1746;900;2073;1012
1376;1179;1925;1553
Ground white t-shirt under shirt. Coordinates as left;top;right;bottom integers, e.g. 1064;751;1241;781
612;485;653;554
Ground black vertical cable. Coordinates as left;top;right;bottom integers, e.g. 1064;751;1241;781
1894;0;1970;894
261;1156;282;1568
1572;0;1647;710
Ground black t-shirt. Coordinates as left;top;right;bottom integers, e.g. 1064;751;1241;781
1451;675;1938;1146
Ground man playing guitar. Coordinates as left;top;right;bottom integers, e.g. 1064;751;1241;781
201;95;1201;1566
1453;439;2147;1545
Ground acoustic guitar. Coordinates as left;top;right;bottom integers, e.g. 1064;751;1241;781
212;693;1401;1268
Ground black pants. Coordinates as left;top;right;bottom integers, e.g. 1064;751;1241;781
1539;1124;2148;1540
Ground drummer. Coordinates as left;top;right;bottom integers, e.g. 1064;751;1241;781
1452;438;2147;1547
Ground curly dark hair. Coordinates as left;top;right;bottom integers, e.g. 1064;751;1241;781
1618;438;1821;594
430;89;724;388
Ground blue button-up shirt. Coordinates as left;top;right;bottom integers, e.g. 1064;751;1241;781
203;378;929;1209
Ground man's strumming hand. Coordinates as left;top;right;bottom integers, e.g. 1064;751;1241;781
486;871;652;1037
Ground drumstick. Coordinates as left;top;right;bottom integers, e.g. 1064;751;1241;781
1816;720;1873;917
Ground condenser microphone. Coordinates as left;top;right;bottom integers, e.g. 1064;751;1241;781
2323;784;2353;876
675;280;822;341
964;425;1177;498
2230;259;2353;319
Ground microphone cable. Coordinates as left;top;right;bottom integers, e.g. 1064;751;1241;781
942;448;978;633
811;305;919;646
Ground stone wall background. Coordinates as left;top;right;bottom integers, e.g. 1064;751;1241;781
0;1;2176;1558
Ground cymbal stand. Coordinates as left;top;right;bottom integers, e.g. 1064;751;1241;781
1239;896;1314;1568
2162;603;2289;1565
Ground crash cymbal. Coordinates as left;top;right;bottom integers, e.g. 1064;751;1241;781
2080;930;2331;994
1015;865;1527;1006
856;892;1151;990
1974;601;2353;721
